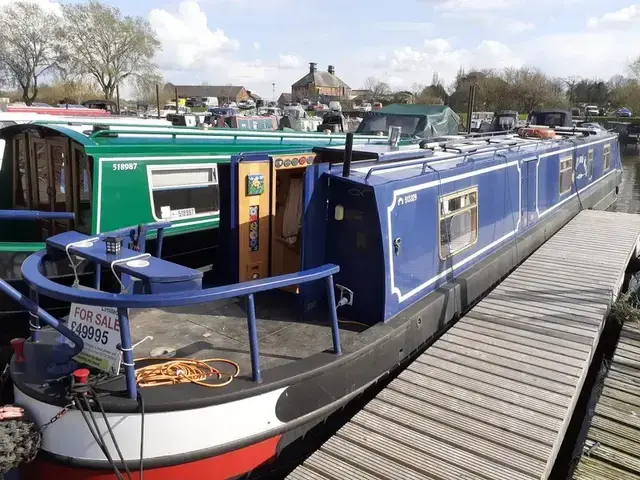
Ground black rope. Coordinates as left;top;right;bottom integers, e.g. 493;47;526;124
570;139;584;211
73;394;125;480
89;386;132;480
137;390;145;480
425;163;460;316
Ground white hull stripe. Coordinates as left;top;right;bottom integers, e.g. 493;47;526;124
15;387;286;462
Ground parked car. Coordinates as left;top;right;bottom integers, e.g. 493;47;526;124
329;101;342;112
585;105;600;116
373;102;383;109
617;107;633;118
358;103;372;112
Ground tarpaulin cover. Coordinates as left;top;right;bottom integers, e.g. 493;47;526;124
355;104;461;138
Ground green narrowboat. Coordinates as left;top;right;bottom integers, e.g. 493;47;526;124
0;120;403;340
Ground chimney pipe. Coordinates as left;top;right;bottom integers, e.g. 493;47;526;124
328;65;335;75
309;62;317;74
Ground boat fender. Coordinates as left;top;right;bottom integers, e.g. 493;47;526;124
0;408;41;475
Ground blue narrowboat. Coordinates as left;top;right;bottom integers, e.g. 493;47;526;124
6;124;622;479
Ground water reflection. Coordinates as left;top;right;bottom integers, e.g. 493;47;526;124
612;154;640;214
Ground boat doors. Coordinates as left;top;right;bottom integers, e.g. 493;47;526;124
520;156;538;229
228;152;327;312
28;136;72;237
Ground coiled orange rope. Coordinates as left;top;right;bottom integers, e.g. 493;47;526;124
134;358;240;388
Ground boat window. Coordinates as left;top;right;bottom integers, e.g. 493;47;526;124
51;144;66;204
148;165;220;221
587;149;594;179
603;144;611;171
439;187;478;258
13;136;28;207
559;156;573;195
34;140;49;207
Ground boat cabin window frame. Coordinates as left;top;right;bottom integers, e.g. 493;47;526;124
147;163;221;222
587;149;594;179
438;186;479;260
559;155;573;196
603;144;611;171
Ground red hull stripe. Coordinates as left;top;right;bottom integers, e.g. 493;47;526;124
23;435;281;480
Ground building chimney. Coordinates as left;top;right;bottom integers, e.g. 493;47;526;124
328;65;335;75
309;62;317;74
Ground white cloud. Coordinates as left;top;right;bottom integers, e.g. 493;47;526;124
277;54;302;69
588;4;639;28
503;19;534;33
253;41;261;51
425;0;518;10
149;1;239;71
374;21;435;32
382;37;522;83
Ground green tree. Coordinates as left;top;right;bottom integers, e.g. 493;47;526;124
0;2;65;105
62;0;161;100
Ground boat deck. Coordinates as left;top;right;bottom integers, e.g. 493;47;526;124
130;290;364;378
287;210;640;480
573;321;640;480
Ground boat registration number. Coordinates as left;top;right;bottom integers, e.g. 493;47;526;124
112;162;138;171
171;207;196;218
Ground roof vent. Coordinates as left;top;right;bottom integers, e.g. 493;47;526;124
328;65;335;75
309;62;317;74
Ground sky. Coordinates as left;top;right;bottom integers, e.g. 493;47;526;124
4;0;640;99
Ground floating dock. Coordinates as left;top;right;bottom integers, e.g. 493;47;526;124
287;210;640;480
573;321;640;480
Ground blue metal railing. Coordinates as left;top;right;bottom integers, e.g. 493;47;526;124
22;245;341;399
0;210;76;341
0;277;84;357
0;210;75;220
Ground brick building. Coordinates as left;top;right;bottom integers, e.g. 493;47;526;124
291;63;351;101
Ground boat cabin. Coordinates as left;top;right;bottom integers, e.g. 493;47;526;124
528;109;573;128
0;122;394;250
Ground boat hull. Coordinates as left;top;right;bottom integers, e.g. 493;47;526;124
24;435;281;480
13;170;620;480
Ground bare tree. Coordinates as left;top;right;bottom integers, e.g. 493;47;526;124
363;76;391;101
133;73;168;106
503;67;552;112
62;1;161;100
0;2;65;105
630;56;640;81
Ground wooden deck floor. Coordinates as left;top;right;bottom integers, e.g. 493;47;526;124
287;210;640;480
573;322;640;480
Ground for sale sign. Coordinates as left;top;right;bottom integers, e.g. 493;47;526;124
68;304;123;375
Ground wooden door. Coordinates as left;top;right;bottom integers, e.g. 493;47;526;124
48;139;72;234
28;137;72;237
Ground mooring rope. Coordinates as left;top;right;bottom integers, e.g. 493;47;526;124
134;357;240;388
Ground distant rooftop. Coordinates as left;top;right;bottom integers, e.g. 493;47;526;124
292;63;350;89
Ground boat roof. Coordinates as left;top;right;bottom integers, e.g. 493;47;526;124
376;104;454;116
0;121;396;158
325;129;617;186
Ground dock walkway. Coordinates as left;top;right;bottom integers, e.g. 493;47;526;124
573;321;640;480
287;210;640;480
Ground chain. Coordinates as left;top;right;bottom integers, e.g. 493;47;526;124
39;402;74;433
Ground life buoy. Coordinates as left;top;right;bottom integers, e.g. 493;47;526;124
518;127;556;139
